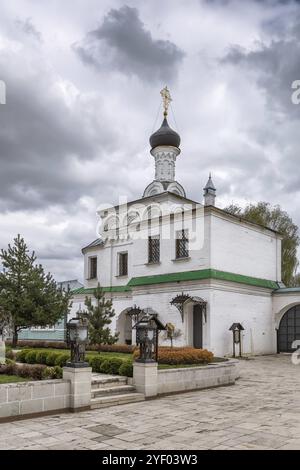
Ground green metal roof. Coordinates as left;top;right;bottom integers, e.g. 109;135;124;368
72;269;279;296
72;285;131;295
128;269;279;290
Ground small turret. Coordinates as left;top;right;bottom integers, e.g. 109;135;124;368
203;173;216;206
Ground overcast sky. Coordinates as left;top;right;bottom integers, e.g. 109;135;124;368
0;0;300;282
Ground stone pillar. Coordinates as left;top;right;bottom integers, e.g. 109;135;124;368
63;366;92;411
133;362;158;397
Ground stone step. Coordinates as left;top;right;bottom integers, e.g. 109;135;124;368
90;392;145;409
91;385;135;398
91;376;127;389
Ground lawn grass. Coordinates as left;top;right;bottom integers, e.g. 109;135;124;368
0;375;29;384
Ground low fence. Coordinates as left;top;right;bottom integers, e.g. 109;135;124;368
157;360;239;395
0;367;92;421
133;360;239;397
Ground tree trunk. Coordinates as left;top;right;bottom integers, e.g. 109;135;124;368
12;326;18;348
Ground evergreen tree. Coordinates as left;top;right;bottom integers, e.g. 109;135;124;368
0;235;71;346
84;283;119;346
224;202;299;286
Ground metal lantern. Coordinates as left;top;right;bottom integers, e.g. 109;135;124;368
133;313;166;363
66;315;89;367
229;323;244;358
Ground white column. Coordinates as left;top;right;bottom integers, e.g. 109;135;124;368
63;366;92;411
133;362;158;397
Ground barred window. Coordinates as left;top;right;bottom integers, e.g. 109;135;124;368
176;230;189;259
118;252;128;276
89;257;97;279
148;235;160;263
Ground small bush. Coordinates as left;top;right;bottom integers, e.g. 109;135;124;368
119;361;133;377
16;349;31;363
0;362;17;375
100;358;124;375
42;365;63;380
25;350;38;364
17;364;46;380
99;360;110;374
89;355;105;373
54;353;70;367
46;352;59;366
133;347;214;365
36;351;49;365
5;349;15;360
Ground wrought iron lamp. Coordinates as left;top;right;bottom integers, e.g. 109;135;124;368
66;315;89;367
229;323;244;358
133;313;166;363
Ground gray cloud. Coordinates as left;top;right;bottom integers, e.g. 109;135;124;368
74;5;185;82
221;11;300;118
15;17;42;42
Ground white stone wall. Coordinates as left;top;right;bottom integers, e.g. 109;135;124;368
157;360;238;395
209;284;275;356
0;380;70;420
210;212;281;281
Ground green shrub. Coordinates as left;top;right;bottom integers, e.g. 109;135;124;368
100;358;123;375
42;365;63;380
16;349;31;363
89;355;105;373
46;352;59;366
25;350;38;364
119;361;133;377
36;351;49;365
5;349;15;360
17;364;45;380
54;353;70;367
99;360;110;374
53;365;63;379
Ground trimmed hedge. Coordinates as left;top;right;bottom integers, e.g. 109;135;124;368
42;366;63;380
7;340;134;353
13;348;133;377
133;347;214;365
55;353;70;367
0;362;46;380
119;361;133;377
16;349;31;363
99;358;123;375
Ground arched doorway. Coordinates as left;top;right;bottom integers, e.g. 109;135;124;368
170;294;207;349
278;305;300;352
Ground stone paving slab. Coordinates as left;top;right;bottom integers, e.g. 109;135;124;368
1;355;300;450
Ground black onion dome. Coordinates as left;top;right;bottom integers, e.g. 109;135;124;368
150;117;180;149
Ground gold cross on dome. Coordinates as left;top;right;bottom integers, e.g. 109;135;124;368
160;86;172;117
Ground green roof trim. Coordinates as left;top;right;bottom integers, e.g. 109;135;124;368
72;285;131;295
128;269;279;290
72;269;279;296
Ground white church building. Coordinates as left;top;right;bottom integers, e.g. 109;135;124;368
71;88;300;357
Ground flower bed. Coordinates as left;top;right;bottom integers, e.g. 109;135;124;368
133;346;214;365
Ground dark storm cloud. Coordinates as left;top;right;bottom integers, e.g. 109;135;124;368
74;5;185;82
0;57;120;211
221;12;300;117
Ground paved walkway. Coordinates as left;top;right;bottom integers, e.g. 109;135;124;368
1;355;300;450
